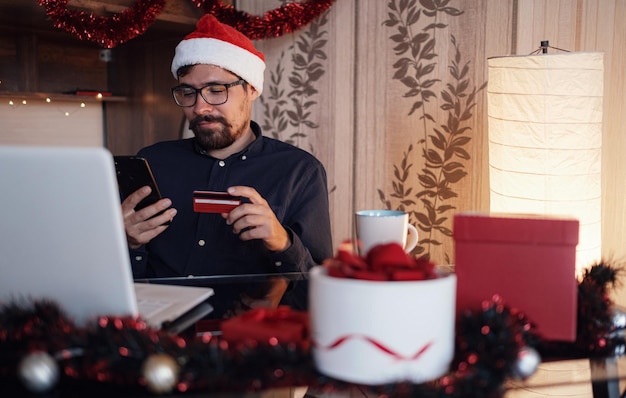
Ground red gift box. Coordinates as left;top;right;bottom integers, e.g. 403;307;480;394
453;212;579;342
221;306;310;345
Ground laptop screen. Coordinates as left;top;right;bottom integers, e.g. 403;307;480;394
0;146;139;324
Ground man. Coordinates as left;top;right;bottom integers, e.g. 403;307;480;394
121;14;333;315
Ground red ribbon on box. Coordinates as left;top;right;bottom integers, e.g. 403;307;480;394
324;242;437;281
221;306;310;346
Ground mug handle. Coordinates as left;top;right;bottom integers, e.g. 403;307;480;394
404;224;419;252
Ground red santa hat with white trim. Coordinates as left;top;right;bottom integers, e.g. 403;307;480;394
171;14;265;94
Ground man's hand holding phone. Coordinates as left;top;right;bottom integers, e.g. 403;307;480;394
114;156;176;248
121;186;176;249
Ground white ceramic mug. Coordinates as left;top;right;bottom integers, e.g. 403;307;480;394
355;210;418;255
310;266;456;385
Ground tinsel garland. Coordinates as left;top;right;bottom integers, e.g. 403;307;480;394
0;263;622;396
37;0;336;49
539;261;623;359
576;263;620;353
37;0;166;48
446;296;541;397
190;0;337;40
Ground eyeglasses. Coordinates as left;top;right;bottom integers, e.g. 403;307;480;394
171;79;245;107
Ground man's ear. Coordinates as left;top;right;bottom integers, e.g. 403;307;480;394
248;85;261;101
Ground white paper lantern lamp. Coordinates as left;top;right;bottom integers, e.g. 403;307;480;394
487;50;603;275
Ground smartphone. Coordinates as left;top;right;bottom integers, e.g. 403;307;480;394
113;156;170;224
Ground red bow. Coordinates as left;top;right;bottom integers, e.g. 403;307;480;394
221;306;310;345
325;242;436;281
240;306;296;322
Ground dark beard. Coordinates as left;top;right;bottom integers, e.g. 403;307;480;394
189;115;235;151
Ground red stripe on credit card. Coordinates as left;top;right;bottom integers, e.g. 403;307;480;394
193;191;241;213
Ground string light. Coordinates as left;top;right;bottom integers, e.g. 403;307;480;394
3;96;89;117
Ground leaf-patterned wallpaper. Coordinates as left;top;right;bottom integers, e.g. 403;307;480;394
379;0;486;262
250;0;626;270
259;12;329;152
254;0;486;264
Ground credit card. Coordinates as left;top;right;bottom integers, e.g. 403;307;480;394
193;191;242;213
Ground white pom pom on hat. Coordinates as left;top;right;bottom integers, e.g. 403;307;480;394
171;14;265;94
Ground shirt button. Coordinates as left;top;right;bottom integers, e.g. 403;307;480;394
241;155;247;160
198;240;206;246
218;160;226;167
134;255;143;261
275;261;282;267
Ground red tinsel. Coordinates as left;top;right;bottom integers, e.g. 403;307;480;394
37;0;166;48
190;0;336;40
37;0;336;49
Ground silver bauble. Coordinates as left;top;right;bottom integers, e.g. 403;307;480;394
142;353;179;394
609;306;626;355
610;306;626;334
511;346;541;380
18;351;60;393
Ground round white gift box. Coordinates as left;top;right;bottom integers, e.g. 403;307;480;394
309;266;456;385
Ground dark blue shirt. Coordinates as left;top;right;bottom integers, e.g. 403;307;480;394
129;122;333;311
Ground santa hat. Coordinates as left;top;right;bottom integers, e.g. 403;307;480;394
171;14;265;94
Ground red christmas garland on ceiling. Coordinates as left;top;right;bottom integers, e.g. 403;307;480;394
37;0;336;49
190;0;337;40
37;0;166;49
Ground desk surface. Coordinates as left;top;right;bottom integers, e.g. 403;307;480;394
3;356;626;397
135;271;306;286
135;272;308;319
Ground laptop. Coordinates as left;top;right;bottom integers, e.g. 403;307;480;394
0;145;214;332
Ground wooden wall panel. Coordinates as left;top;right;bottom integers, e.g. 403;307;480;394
0;99;103;147
353;0;391;215
602;0;626;306
325;0;356;246
353;0;491;262
245;0;357;248
0;35;18;91
106;35;185;156
605;1;626;245
38;39;106;93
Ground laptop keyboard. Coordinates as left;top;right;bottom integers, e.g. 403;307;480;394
137;298;172;319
